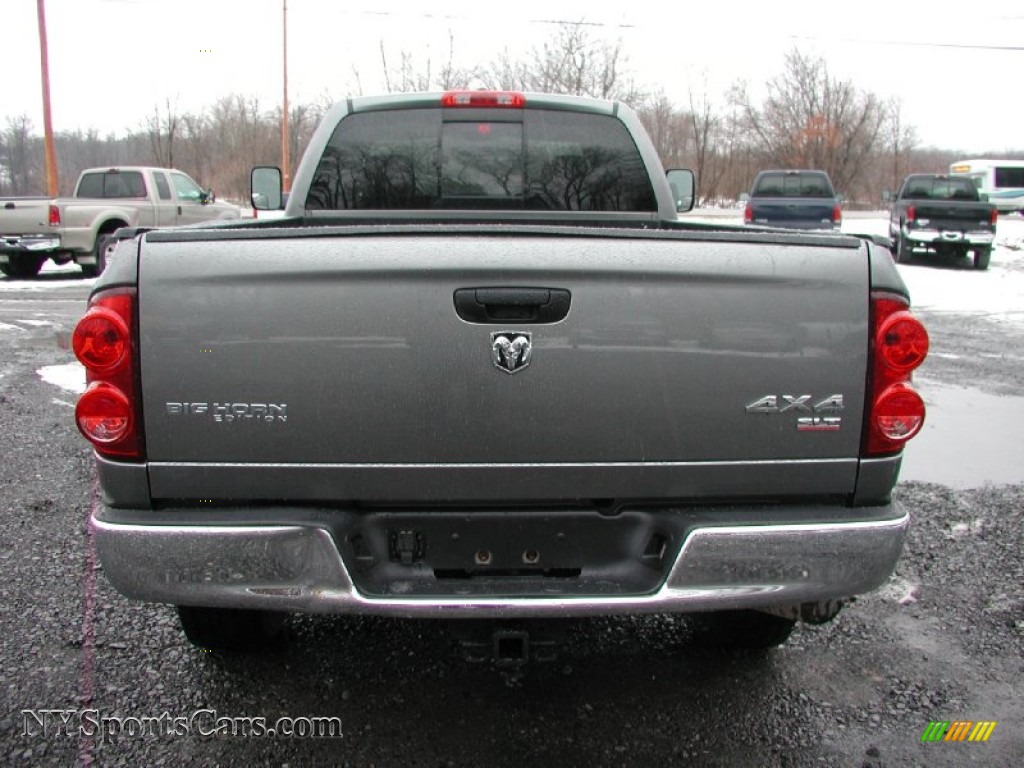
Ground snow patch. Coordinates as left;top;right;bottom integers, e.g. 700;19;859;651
1;260;94;291
37;363;86;394
880;577;922;605
0;278;94;292
0;322;26;332
948;519;986;539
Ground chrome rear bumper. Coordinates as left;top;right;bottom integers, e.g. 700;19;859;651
904;228;994;246
92;506;909;618
0;235;61;256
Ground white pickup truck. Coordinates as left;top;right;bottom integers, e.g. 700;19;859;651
0;166;240;277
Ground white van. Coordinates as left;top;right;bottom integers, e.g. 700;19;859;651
949;159;1024;214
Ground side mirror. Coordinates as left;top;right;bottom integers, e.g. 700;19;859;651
251;166;283;211
666;168;695;213
738;192;750;203
199;188;216;205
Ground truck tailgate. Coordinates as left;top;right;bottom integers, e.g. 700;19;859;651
750;200;836;228
0;199;52;235
911;202;994;229
138;229;869;501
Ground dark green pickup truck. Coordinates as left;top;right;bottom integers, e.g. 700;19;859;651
888;173;998;270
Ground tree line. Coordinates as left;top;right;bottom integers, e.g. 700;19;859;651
1;24;1019;207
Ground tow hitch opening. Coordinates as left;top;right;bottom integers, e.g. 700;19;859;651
453;620;564;666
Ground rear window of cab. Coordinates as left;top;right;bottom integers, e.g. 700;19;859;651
752;173;835;198
76;171;147;199
305;108;657;212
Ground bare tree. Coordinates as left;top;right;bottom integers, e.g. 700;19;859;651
688;83;737;204
1;115;42;195
178;113;213;188
485;23;643;105
883;98;919;195
204;95;277;200
270;101;329;183
145;98;182;168
486;48;530;92
731;49;887;194
51;127;140;194
636;94;691;168
378;32;478;93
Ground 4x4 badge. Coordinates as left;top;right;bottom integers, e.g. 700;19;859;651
491;331;532;374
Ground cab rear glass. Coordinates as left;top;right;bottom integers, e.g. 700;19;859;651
76;171;147;199
902;176;978;201
305;108;657;212
752;173;835;198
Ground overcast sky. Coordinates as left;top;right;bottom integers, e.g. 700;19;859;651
2;0;1022;153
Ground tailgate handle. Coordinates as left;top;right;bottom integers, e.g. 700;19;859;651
454;287;571;324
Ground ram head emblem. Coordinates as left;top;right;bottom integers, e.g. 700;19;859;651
491;332;533;374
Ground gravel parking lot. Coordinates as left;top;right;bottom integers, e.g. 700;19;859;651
1;219;1021;766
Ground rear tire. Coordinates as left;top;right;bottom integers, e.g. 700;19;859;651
177;606;287;652
687;610;796;650
81;234;114;278
0;253;46;278
973;247;991;270
893;235;912;264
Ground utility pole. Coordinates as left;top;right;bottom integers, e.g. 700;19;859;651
37;0;59;196
281;0;291;193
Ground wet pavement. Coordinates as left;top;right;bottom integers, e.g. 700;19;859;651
900;377;1024;488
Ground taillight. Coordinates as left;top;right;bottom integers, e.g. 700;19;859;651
48;204;61;226
873;384;926;443
864;294;929;456
990;208;998;225
905;205;916;223
876;310;929;373
77;383;132;444
72;288;144;459
441;91;525;108
72;307;129;373
743;202;753;224
832;205;842;226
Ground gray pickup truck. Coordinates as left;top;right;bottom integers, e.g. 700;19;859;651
888;173;998;270
742;169;842;231
73;91;929;657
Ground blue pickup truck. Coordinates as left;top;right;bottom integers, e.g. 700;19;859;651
888;173;997;270
742;169;842;231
